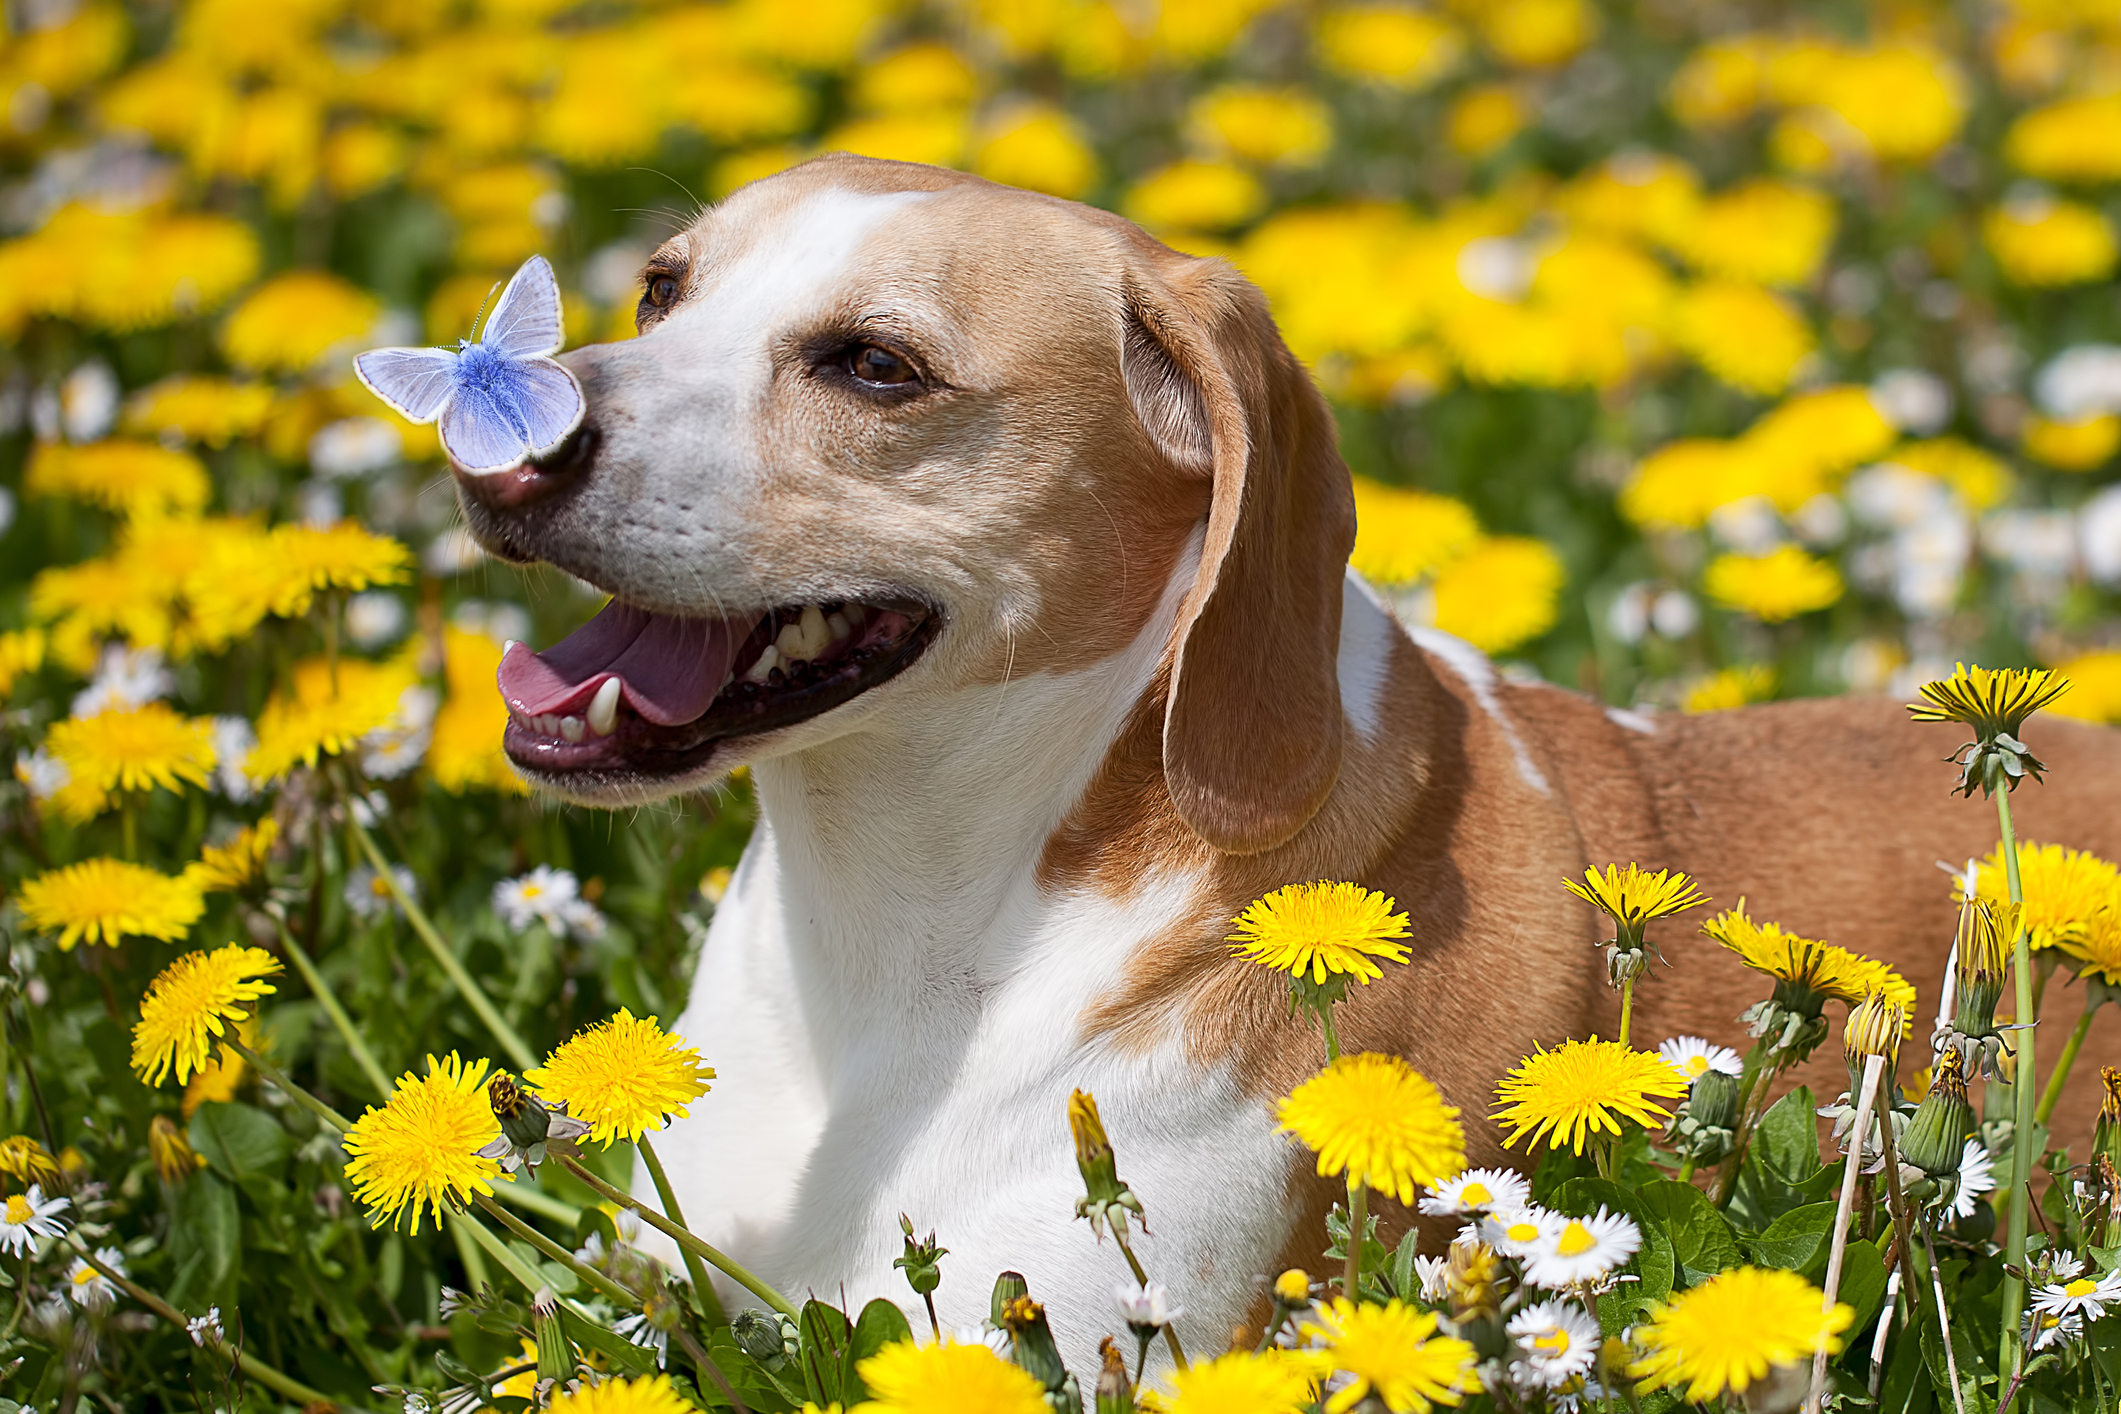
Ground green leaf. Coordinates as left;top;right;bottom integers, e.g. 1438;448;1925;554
1752;1086;1822;1181
797;1299;853;1407
558;1306;660;1378
574;1204;620;1254
168;1171;240;1303
1835;1237;1889;1339
1530;1143;1592;1208
846;1299;914;1402
188;1101;291;1188
1635;1179;1742;1287
1744;1202;1841;1278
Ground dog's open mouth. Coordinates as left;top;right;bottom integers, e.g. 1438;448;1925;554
497;597;935;777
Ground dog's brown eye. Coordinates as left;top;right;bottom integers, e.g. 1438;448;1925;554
849;344;916;386
645;274;680;308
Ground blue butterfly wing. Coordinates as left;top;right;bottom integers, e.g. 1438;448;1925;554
481;254;564;360
352;347;460;423
439;356;585;471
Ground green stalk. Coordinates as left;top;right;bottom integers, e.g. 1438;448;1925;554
639;1134;728;1325
68;1238;341;1408
558;1154;797;1318
446;1209;491;1294
489;1179;582;1224
1343;1178;1368;1301
2035;1007;2095;1127
1112;1227;1188;1371
347;813;538;1072
1997;788;2036;1388
273;916;392;1099
457;1206;549;1294
472;1192;639;1307
225;1036;350;1133
1617;975;1636;1050
1318;1005;1342;1065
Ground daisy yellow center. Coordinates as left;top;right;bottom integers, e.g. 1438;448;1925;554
5;1195;31;1224
1556;1221;1596;1257
1506;1220;1540;1243
370;876;391;896
1462;1181;1491;1205
1537;1328;1572;1355
2066;1277;2098;1298
522;884;545;899
71;1267;96;1287
1684;1056;1709;1077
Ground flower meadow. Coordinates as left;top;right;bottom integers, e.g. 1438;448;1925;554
3;0;2121;1411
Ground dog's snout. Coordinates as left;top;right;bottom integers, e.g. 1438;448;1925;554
453;423;599;510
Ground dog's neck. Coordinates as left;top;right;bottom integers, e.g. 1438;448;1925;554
742;546;1200;1064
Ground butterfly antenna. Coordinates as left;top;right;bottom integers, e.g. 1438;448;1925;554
469;279;505;342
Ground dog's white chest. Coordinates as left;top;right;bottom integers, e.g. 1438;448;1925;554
652;838;1299;1367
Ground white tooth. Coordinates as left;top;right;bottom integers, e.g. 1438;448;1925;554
540;714;561;736
844;603;866;626
587;677;621;736
826;612;849;642
774;624;806;662
796;603;830;658
745;644;781;682
560;715;585;743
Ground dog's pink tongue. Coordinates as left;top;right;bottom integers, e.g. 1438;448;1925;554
497;600;763;726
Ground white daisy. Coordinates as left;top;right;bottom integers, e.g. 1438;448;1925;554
612;1309;670;1368
1114;1281;1183;1331
1483;1207;1551;1258
1420;1166;1532;1217
1658;1035;1744;1082
70;645;173;718
209;716;257;801
1507;1299;1601;1387
2032;1266;2121;1321
2024;1307;2083;1352
0;1186;70;1256
14;748;69;801
493;865;606;942
344;864;416;921
1946;1138;1996;1220
63;1247;123;1309
1522;1207;1642;1290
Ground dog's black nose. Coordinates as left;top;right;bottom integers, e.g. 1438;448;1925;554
453;424;599;510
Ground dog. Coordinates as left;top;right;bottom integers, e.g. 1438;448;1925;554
455;153;2121;1363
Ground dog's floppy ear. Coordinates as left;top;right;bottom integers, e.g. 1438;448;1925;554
1121;258;1356;855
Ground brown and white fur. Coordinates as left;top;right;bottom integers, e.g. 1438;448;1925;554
454;154;2121;1362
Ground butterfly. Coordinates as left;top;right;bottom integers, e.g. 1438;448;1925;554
353;253;586;474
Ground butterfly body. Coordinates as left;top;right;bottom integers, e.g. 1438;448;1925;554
353;254;586;474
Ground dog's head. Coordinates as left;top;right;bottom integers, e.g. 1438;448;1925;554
463;153;1354;853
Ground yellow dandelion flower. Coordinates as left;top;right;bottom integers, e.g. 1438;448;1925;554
973;104;1099;200
1563;864;1707;947
0;629;44;698
1299;1297;1479;1414
1670;281;1814;396
1908;663;2071;742
1891;438;2012;512
2060;910;2121;987
1702;902;1916;1018
2021;412;2120;472
1677;179;1836;288
1314;6;1466;90
1430;536;1565;654
1984;195;2117;288
24;440;212;520
183;1028;250;1117
857;1337;1049;1414
18;858;203;950
185;820;279;894
1683;665;1777;713
427;626;528;794
545;1373;698;1414
1445;83;1528;158
130;945;281;1088
220;269;380;372
525;1009;716;1147
147;1115;205;1184
1975;841;2119;952
275;522;414;599
1492;1036;1687;1155
1629;1266;1852;1402
2006;94;2121;184
122;376;275;448
1349;478;1481;588
1704;545;1843;622
247;655;420;782
1166;1349;1319;1413
46;703;216;816
1228;881;1413;988
1278;1053;1466;1203
1123;159;1266;233
0;1137;62;1196
342;1053;502;1234
2046;650;2121;726
1189;85;1334;167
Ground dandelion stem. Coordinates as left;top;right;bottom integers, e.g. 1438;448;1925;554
557;1154;797;1318
1808;1053;1884;1414
471;1191;639;1307
225;1036;350;1133
2034;1007;2094;1127
66;1236;336;1408
1617;975;1636;1049
347;813;539;1072
1113;1227;1188;1371
120;799;137;863
639;1133;728;1326
457;1205;550;1294
487;1178;581;1225
446;1209;491;1294
1343;1179;1367;1301
271;916;392;1100
1995;786;2036;1388
1676;1155;1696;1183
1319;1005;1341;1065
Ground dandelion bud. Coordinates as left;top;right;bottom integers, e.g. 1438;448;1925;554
989;1271;1029;1327
0;1135;63;1195
1954;899;2012;1034
2095;1066;2121;1173
148;1116;204;1184
1442;1237;1511;1358
529;1287;572;1386
1273;1268;1311;1305
1689;1067;1742;1133
1900;1050;1977;1178
1841;990;1903;1105
1094;1335;1133;1414
1068;1089;1145;1240
731;1308;785;1364
1000;1295;1069;1395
